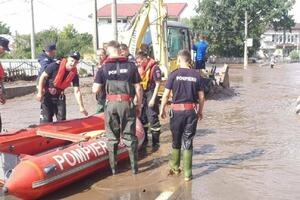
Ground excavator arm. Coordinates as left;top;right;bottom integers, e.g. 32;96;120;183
119;0;168;77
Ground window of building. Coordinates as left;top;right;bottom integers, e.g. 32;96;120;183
279;35;282;43
272;34;275;42
291;35;294;43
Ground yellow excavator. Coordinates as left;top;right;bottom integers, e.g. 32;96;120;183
118;0;229;96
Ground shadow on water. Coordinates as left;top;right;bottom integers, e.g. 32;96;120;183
194;144;217;155
193;148;265;179
206;87;239;101
195;129;216;137
138;155;169;173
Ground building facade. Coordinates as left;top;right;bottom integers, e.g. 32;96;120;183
260;23;300;57
96;3;187;47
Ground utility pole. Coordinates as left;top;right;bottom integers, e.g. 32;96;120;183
112;0;118;41
30;0;36;59
243;10;248;69
93;0;99;55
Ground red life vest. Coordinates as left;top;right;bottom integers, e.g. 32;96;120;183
99;55;108;65
0;62;4;79
103;56;128;64
139;58;157;90
53;58;77;90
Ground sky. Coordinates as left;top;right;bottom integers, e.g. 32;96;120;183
0;0;299;34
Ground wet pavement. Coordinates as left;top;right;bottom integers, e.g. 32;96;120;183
1;63;300;199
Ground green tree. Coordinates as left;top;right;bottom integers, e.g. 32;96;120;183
11;24;93;59
56;24;93;58
10;34;31;59
191;0;295;57
35;28;59;54
0;22;11;35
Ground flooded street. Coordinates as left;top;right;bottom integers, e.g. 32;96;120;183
1;63;300;200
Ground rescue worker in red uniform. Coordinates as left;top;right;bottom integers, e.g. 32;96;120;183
136;51;162;147
93;41;142;175
37;51;88;123
0;37;10;132
160;49;205;181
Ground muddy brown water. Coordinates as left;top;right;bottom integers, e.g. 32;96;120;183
1;63;300;200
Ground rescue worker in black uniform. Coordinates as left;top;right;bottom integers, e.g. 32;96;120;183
37;51;88;123
95;48;108;113
160;49;205;181
135;51;161;147
120;43;135;63
93;41;142;175
0;37;10;132
37;43;57;76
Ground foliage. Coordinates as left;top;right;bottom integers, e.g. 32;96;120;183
191;0;295;57
7;24;93;59
78;68;88;77
10;34;31;59
289;50;299;60
0;22;11;35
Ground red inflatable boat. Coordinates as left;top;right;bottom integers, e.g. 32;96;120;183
0;114;144;199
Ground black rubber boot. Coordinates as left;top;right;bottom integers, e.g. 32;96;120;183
142;127;148;146
152;131;160;147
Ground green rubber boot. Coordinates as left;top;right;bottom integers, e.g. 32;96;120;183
183;150;193;181
128;143;138;174
108;145;118;175
169;148;181;175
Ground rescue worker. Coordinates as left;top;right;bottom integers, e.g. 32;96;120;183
95;48;108;113
37;43;57;76
92;40;142;175
0;37;10;132
193;34;208;70
160;49;205;181
36;51;88;123
135;51;161;147
120;44;135;63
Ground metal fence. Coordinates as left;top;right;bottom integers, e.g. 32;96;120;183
0;59;96;81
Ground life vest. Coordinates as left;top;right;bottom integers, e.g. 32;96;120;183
103;56;128;64
140;58;157;90
102;56;135;97
0;62;4;79
53;58;77;90
99;55;108;65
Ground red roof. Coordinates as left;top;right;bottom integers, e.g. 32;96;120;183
97;3;187;18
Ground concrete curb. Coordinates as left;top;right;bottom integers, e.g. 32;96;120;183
5;85;36;99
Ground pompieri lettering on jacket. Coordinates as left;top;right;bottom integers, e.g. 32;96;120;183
52;141;107;170
108;69;128;75
176;76;197;82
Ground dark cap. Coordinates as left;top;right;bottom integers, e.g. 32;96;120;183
45;43;56;52
69;51;80;60
0;37;10;51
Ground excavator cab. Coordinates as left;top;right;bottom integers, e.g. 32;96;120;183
166;21;191;72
